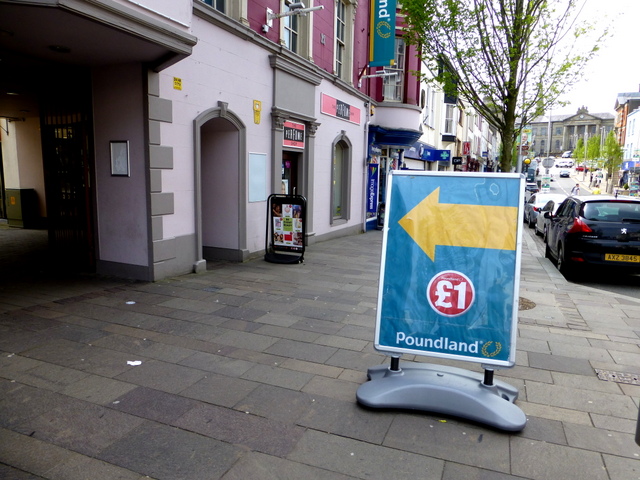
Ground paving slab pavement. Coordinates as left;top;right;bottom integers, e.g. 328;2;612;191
1;224;639;479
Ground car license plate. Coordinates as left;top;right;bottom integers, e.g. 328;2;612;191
605;253;640;263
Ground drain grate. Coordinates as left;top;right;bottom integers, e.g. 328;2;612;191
595;369;639;385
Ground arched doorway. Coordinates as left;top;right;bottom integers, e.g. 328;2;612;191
194;106;247;269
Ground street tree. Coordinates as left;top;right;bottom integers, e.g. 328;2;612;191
402;0;607;173
601;130;623;192
586;135;601;164
573;138;585;164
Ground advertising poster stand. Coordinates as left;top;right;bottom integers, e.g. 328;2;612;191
265;194;306;264
356;171;527;431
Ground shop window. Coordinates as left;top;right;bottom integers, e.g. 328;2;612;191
422;86;435;128
335;1;346;77
383;38;405;102
331;136;352;223
281;0;311;58
198;0;246;21
443;104;457;135
201;0;224;11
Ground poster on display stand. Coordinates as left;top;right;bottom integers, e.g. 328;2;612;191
356;170;527;432
264;194;306;264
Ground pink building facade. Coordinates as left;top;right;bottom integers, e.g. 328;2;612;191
0;0;423;280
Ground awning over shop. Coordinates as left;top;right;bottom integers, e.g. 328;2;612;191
404;141;437;161
369;125;422;148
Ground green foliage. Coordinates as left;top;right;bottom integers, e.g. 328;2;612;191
586;135;601;161
601;130;623;177
401;0;608;173
573;138;584;161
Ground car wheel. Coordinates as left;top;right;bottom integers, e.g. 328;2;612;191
542;225;548;243
523;211;528;224
528;215;535;228
557;244;575;280
544;240;553;259
534;223;542;236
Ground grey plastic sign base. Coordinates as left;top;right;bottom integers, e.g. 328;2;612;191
356;362;527;432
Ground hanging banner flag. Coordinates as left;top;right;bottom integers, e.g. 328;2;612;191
369;0;396;67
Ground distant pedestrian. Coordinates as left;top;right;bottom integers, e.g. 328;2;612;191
571;183;580;195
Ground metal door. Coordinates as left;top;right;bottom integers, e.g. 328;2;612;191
40;69;95;271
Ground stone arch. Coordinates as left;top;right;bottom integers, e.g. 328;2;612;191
193;103;247;272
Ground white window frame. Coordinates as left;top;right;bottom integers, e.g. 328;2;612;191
279;0;311;58
383;38;405;102
443;104;457;135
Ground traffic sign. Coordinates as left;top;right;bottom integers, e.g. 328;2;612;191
374;171;524;367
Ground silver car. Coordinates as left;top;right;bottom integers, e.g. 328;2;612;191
534;196;567;240
524;193;567;229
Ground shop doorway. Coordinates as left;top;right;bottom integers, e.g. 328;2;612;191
40;68;95;271
195;107;247;264
281;151;300;196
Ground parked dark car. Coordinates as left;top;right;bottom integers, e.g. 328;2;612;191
524;193;567;229
533;195;567;237
544;196;640;278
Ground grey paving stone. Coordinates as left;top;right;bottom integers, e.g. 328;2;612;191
214;329;278;351
290;317;344;335
241;363;314;390
302;375;359;402
0;381;68;429
179;372;258;407
46;452;145;480
212;305;267;321
298;395;394;444
114;359;207;394
289;305;349;323
602;454;640;480
527;352;595;376
22;339;135;377
98;421;241;480
265;338;337;363
0;352;43;376
25;397;145;456
510;436;608;480
111;386;199;423
288;429;445;480
10;363;89;392
61;374;137;405
0;463;48;480
525;381;638;418
178;351;254;377
234;383;314;422
254;323;322;342
220;451;359;480
173;402;304;457
0;428;74;478
325;348;387;372
442;461;524;480
591;413;639;434
382;414;511;473
42;323;107;344
515;415;567;445
564;423;640;458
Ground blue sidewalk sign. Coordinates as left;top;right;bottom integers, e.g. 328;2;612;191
375;171;525;367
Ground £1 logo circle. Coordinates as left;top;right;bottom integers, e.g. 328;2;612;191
426;270;475;317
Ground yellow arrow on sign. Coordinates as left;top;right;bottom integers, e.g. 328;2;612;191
398;187;518;261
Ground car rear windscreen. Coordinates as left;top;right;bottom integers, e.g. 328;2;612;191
583;202;640;222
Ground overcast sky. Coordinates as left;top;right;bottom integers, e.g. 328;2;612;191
553;0;638;116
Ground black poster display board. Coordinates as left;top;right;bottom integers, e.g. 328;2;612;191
265;194;306;264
